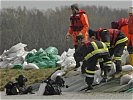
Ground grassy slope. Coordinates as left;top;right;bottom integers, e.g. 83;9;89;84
0;68;58;91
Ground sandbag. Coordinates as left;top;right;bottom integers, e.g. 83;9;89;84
120;74;132;85
122;65;133;71
23;63;39;70
45;47;58;55
50;70;66;81
37;83;47;96
8;43;27;53
128;78;133;85
56;51;67;66
93;69;103;85
121;49;130;65
107;62;116;76
62;56;76;67
66;48;75;57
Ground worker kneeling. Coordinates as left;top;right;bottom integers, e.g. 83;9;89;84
74;35;112;91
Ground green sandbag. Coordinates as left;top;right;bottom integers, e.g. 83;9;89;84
126;88;133;93
48;55;58;61
25;53;34;62
12;64;22;69
45;47;58;55
34;59;57;68
35;48;46;56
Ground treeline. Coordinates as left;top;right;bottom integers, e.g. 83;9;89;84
0;5;128;54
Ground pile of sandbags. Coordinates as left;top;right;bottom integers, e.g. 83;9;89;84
0;43;60;69
25;47;59;69
56;48;76;72
120;74;133;85
0;43;28;69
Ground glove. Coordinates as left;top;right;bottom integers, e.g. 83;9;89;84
76;33;84;42
78;32;83;36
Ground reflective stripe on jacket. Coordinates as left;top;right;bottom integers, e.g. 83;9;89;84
97;29;128;48
84;41;108;60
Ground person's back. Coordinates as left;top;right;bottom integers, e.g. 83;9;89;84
118;18;129;39
74;36;112;91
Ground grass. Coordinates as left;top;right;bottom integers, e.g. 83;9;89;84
0;67;58;91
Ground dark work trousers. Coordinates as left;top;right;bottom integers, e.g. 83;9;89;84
109;42;126;73
99;54;112;78
74;45;80;68
85;53;111;87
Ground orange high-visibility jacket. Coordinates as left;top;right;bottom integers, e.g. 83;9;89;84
128;15;133;34
128;15;133;46
68;10;89;45
118;18;129;38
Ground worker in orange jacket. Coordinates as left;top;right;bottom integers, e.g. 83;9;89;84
128;7;133;66
118;18;129;39
114;7;133;66
65;4;89;68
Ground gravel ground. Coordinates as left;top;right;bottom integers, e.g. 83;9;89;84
0;91;133;100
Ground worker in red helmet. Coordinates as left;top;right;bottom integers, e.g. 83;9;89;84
65;4;90;69
74;34;112;91
89;28;128;78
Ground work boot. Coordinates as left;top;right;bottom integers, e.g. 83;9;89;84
85;85;93;92
101;77;108;83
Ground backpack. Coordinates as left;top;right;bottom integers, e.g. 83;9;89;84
43;79;61;95
5;81;19;95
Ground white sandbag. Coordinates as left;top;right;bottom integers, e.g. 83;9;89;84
64;63;76;72
66;48;75;57
60;51;67;60
23;63;39;70
56;51;67;65
61;56;76;72
120;74;132;85
29;49;37;54
21;52;29;60
37;83;47;96
6;63;14;69
108;62;116;76
128;78;133;85
121;49;129;65
93;69;103;85
122;65;133;71
8;43;27;53
62;56;76;67
76;62;83;72
0;50;9;58
50;70;66;81
0;60;10;68
10;56;24;65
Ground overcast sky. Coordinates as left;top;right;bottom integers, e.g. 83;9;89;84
1;0;133;10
